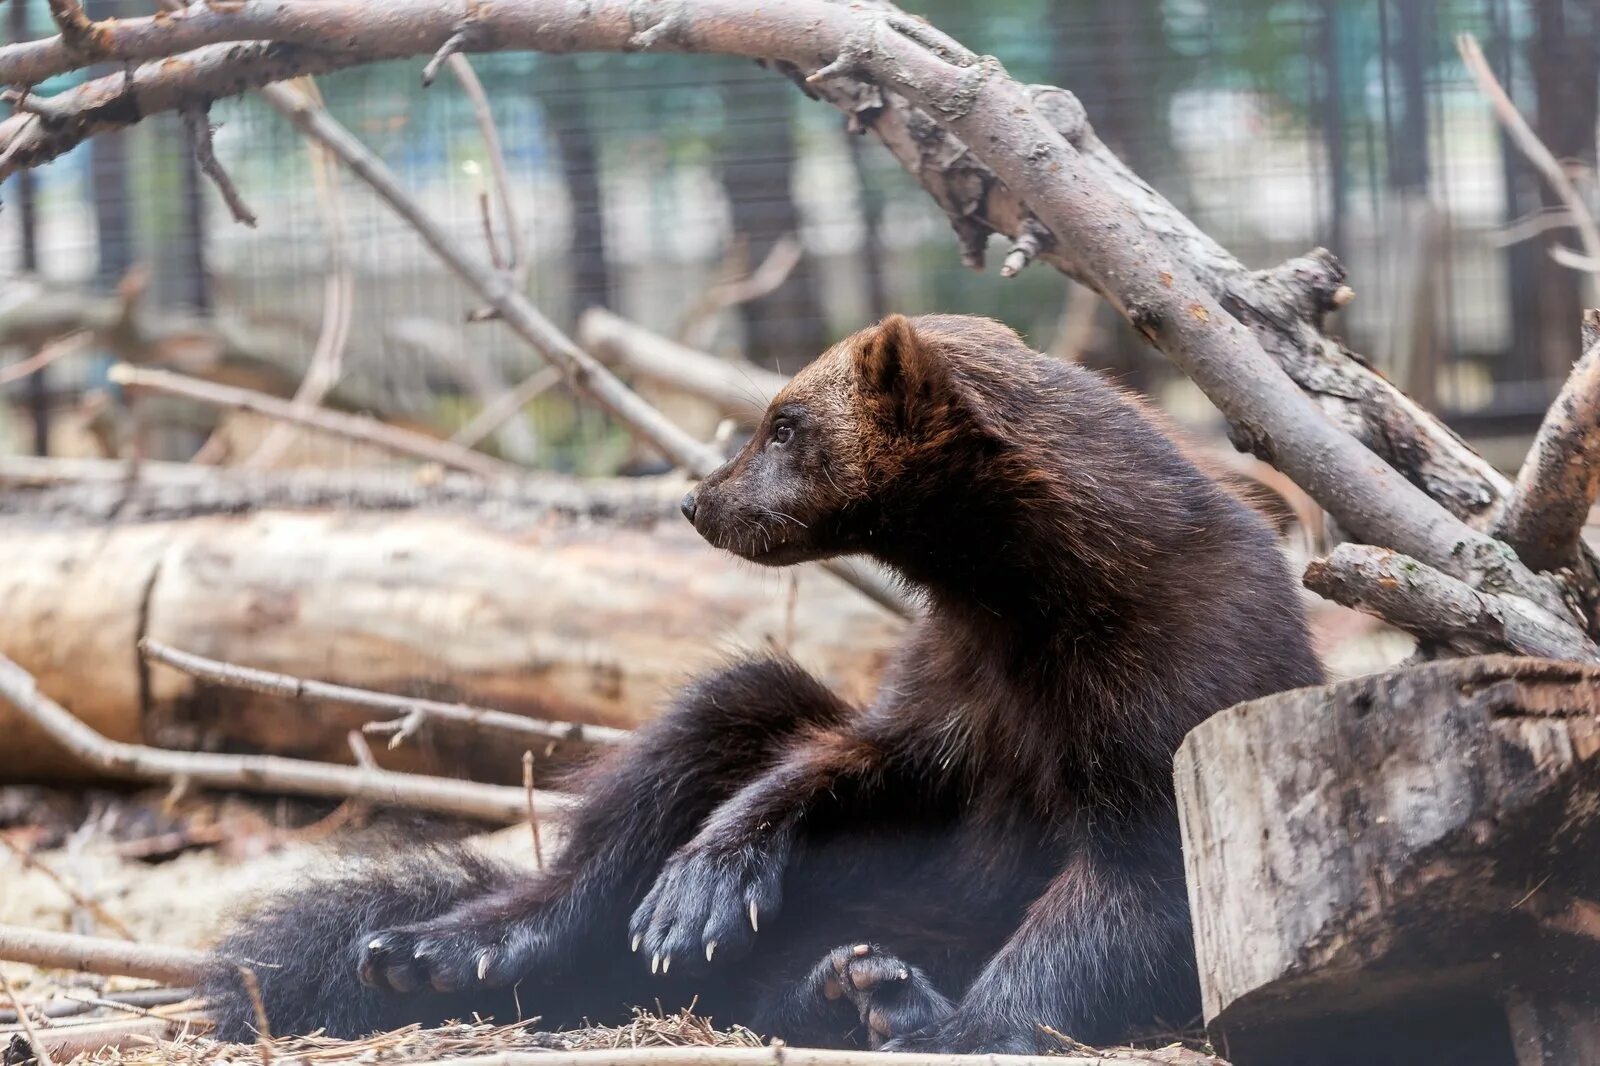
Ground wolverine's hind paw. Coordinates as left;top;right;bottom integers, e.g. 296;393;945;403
628;838;784;974
356;918;548;994
809;943;953;1049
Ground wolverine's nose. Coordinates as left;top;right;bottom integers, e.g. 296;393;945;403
680;491;698;523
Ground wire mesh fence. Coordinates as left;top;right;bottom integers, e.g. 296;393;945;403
1;0;1595;469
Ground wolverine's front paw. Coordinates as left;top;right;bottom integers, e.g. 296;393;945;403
880;1011;1042;1055
356;917;548;994
628;838;785;972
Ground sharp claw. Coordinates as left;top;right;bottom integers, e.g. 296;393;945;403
705;940;717;962
651;953;660;974
662;954;671;974
749;901;760;932
367;938;385;951
476;951;493;982
631;934;642;953
897;968;910;980
852;943;870;956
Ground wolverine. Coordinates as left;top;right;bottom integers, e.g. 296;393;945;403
205;313;1322;1051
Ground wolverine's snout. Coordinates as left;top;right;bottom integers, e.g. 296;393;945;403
679;490;697;523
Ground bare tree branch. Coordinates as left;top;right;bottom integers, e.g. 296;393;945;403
451;365;562;449
1498;311;1600;572
0;924;204;985
0;648;556;822
111;363;525;479
1;970;55;1066
250;80;722;475
1303;544;1600;663
677;234;803;350
0;329;91;386
0;835;137;940
390;318;543;464
579;308;786;420
140;638;627;747
181;103;257;227
246;78;354;469
446;53;526;286
1457;33;1600;304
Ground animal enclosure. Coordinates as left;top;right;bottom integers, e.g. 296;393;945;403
1;1;1598;1065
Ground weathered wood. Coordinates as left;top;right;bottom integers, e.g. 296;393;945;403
1176;656;1600;1066
0;470;900;781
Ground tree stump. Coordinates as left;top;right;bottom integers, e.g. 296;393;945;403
1175;656;1600;1065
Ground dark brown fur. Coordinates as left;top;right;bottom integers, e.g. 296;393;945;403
204;314;1322;1051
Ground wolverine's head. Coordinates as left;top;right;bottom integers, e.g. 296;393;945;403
681;313;1008;566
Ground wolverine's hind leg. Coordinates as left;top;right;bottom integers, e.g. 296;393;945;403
357;657;852;998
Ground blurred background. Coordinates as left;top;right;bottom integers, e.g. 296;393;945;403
2;0;1595;475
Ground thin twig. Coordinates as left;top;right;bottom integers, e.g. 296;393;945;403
247;78;353;469
110;363;524;481
346;729;378;770
1458;33;1600;300
421;29;468;87
1489;206;1578;249
676;235;802;350
140;639;626;746
0;648;557;823
1550;245;1600;274
0;987;193;1024
448;52;524;283
0;835;137;940
388;318;542;465
0;329;91;387
53;992;190;1022
451;366;563;450
181;104;257;227
0;970;54;1066
0;924;204;985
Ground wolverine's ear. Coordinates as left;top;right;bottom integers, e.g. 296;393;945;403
853;314;946;428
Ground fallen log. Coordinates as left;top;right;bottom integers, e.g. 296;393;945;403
0;462;901;781
1176;656;1600;1066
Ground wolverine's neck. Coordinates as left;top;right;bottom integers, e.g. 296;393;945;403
870;459;1183;632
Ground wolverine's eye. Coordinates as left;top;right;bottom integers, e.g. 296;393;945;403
771;420;795;447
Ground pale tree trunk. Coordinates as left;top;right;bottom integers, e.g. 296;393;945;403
0;465;901;781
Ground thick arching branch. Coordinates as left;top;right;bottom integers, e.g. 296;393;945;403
0;1;1510;524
